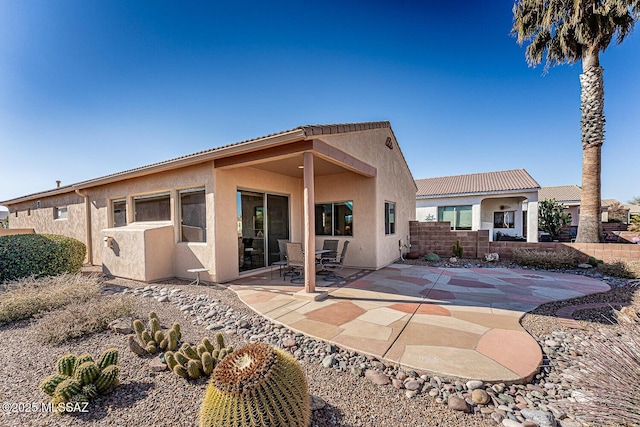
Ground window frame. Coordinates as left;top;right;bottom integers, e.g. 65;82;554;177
110;198;127;228
315;201;353;237
54;206;68;220
132;191;171;222
178;187;206;243
384;201;396;235
437;205;472;230
493;211;516;229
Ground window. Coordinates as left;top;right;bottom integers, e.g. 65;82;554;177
315;201;353;236
111;199;127;227
385;202;395;235
494;211;515;229
133;192;170;222
54;206;68;220
438;205;472;230
179;187;206;242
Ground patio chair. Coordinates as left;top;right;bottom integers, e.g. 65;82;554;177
321;240;350;282
270;239;289;279
317;239;339;275
285;242;305;284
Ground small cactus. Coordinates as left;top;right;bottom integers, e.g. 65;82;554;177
129;313;180;356
168;337;232;380
452;239;463;258
174;364;189;378
53;378;82;401
215;332;225;350
187;360;202;379
202;337;214;353
74;353;94;372
56;354;76;376
95;365;119;393
40;374;68;396
97;348;119;371
75;362;100;385
43;349;120;407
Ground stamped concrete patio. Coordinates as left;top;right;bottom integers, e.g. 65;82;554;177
228;265;609;383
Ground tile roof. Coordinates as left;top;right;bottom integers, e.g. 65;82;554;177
1;121;397;205
415;169;539;197
538;185;582;203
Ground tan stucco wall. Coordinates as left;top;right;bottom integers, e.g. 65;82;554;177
0;228;35;236
102;222;174;282
213;166;303;283
88;162;215;280
316;128;417;269
8;193;87;256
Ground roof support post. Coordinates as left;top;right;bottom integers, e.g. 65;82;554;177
303;152;316;293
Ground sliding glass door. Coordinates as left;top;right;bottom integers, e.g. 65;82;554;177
237;191;289;272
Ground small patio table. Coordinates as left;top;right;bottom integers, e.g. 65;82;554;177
187;268;208;285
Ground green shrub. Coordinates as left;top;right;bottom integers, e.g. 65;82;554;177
0;274;101;325
597;260;640;279
0;234;86;282
33;295;135;344
511;248;579;269
424;253;440;262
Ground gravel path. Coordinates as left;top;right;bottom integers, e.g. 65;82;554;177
1;265;637;427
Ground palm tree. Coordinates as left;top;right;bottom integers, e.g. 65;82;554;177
512;0;639;242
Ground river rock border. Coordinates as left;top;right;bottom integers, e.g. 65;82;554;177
121;284;604;427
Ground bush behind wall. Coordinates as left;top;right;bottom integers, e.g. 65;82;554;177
0;234;86;282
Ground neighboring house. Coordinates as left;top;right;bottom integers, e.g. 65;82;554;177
415;169;540;242
537;185;581;226
1;122;416;291
536;186;630;224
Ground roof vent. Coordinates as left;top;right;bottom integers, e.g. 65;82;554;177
56;180;61;188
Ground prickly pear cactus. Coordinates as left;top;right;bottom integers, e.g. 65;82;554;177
129;312;181;356
41;348;120;408
199;342;310;427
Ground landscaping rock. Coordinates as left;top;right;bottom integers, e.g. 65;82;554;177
108;317;133;334
365;369;390;386
447;396;469;413
309;394;326;411
471;389;490;405
520;408;557;427
149;356;167;372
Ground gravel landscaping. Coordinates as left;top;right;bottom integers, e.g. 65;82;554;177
1;261;638;427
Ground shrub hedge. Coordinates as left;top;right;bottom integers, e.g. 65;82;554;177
511;248;579;270
0;234;86;282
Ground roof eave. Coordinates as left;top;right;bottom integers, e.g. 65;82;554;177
1;129;306;205
417;188;540;199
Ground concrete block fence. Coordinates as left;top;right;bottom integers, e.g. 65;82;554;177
409;221;640;263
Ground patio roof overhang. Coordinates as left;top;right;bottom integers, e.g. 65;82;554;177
214;139;377;178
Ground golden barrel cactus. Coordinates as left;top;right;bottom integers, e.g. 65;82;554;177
199;342;310;427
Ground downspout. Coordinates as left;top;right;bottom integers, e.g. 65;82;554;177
75;189;93;265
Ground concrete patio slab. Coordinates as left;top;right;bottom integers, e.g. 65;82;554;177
228;264;610;383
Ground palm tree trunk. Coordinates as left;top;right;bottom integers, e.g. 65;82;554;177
575;50;604;243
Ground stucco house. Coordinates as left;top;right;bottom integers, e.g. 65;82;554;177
1;121;416;293
415;169;540;242
536;185;581;226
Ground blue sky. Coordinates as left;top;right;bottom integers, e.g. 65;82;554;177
1;0;638;208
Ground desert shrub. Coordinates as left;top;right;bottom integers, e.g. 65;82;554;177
597;260;640;279
0;234;86;282
424;253;440;262
33;295;135;344
0;274;101;325
511;248;579;270
560;325;640;425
